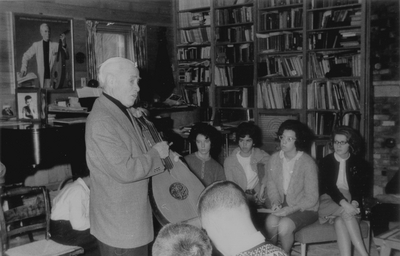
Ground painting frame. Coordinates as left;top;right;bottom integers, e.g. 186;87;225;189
13;13;75;91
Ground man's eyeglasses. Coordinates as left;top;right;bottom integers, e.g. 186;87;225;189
278;135;296;142
334;140;348;146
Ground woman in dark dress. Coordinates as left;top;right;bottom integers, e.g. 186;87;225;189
318;126;371;256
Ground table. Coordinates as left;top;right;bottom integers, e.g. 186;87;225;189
374;227;400;256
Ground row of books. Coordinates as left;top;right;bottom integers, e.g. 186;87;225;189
259;8;303;31
312;8;360;29
307;111;360;136
215;0;253;7
308;29;360;49
178;66;211;83
178;12;210;28
216;25;254;43
182;86;210;107
257;80;302;109
258;55;303;78
308;51;361;79
218;88;253;108
177;46;211;60
215;6;253;25
310;0;360;9
311;141;334;161
178;0;210;11
307;112;338;136
257;31;303;53
215;43;254;64
180;27;211;44
214;65;253;86
259;0;302;8
306;80;360;110
217;108;253;124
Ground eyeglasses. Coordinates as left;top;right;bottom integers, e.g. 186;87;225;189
278;135;296;142
334;140;348;146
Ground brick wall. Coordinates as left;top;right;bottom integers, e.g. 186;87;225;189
373;88;400;193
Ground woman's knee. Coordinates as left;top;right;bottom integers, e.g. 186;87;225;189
277;218;295;236
266;214;280;227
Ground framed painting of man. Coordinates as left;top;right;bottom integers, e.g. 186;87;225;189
13;14;74;90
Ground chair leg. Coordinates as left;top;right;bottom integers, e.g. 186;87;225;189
301;243;307;256
363;221;371;253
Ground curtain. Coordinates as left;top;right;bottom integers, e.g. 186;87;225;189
86;20;98;80
86;21;147;80
131;25;147;70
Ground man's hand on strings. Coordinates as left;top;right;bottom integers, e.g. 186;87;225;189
154;141;170;159
60;33;67;47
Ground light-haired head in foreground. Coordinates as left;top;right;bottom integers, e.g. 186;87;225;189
152;223;212;256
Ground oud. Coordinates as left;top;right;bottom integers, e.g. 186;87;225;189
137;116;205;227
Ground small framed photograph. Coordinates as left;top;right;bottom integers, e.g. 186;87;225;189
13;13;74;90
16;88;45;121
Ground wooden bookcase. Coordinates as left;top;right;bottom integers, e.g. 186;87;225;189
173;0;371;159
174;0;213;119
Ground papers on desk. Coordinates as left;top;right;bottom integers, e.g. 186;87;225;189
53;117;87;125
48;104;88;113
76;87;102;98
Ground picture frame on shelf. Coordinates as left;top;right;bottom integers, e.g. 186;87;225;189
16;87;47;122
13;13;75;90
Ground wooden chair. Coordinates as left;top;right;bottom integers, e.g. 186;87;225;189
294;219;371;256
0;186;84;256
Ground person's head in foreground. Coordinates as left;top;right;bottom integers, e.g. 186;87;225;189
98;57;141;108
152;223;212;256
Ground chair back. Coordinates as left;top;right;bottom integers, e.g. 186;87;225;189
0;186;50;251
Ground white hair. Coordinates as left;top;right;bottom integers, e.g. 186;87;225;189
98;57;139;92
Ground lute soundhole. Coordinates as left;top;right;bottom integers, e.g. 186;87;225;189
169;182;189;200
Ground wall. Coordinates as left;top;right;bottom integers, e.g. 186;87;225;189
0;0;173;113
373;83;400;193
0;0;173;187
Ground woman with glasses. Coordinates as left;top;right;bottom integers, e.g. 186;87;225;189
318;126;371;256
261;119;318;254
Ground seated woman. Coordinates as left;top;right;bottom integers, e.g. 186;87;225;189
50;171;99;256
224;121;270;202
184;122;225;187
261;120;318;254
318;126;371;256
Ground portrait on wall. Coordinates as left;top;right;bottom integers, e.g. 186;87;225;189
16;88;41;121
13;14;74;90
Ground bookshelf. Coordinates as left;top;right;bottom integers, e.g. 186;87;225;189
305;0;368;160
213;0;256;127
254;0;370;159
173;0;371;159
255;0;305;153
175;0;213;115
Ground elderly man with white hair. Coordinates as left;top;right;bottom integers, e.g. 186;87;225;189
85;57;169;256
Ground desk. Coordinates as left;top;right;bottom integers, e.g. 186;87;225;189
374;227;400;256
